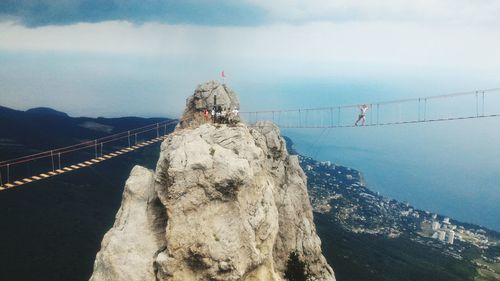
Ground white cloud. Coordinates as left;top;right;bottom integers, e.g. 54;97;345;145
1;5;500;117
1;19;499;73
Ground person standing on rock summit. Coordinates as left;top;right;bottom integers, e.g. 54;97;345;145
203;108;209;122
177;80;241;128
215;108;221;123
231;107;239;124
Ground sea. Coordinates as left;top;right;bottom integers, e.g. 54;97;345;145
282;117;500;232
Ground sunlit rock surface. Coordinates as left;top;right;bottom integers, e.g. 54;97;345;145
90;82;335;281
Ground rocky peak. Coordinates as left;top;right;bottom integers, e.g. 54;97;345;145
89;84;335;281
179;80;240;129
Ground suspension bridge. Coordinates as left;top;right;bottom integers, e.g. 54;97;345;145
0;120;178;191
242;88;500;128
1;88;499;192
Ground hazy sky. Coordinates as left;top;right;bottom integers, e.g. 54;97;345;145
0;1;499;229
1;0;500;117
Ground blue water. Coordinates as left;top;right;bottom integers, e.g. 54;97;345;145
283;117;500;231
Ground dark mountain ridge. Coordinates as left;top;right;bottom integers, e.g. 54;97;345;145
0;106;177;281
25;107;69;117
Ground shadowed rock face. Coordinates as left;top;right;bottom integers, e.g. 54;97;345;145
89;84;335;281
179;80;240;129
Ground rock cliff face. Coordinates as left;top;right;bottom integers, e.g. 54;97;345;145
89;166;166;281
89;82;335;281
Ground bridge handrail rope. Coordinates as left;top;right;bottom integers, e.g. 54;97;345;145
1;87;499;190
0;124;156;164
0;119;178;166
0;119;179;190
0;120;178;166
45;125;170;160
0;120;172;164
240;87;500;115
242;87;500;128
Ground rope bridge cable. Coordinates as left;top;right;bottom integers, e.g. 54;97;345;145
0;119;178;191
0;120;177;166
1;88;499;191
242;87;500;129
267;114;500;129
0;120;175;165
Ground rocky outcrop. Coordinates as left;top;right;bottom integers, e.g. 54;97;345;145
90;82;335;281
179;80;240;129
89;166;167;281
250;123;333;279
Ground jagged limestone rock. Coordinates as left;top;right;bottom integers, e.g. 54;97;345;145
251;122;334;279
90;85;335;281
179;80;240;129
89;166;167;281
154;123;282;281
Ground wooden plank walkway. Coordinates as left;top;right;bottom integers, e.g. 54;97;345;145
0;135;168;191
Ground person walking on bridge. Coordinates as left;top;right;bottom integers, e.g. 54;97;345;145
355;104;369;126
